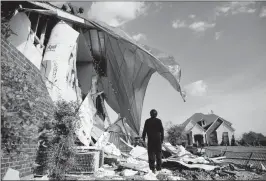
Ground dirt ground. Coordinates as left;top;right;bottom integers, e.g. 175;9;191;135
64;164;266;181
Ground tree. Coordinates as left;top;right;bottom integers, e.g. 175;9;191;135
231;135;236;146
166;124;186;146
240;131;266;146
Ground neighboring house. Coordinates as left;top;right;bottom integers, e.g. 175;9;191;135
181;113;235;146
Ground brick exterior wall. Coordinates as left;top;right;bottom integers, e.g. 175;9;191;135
1;37;55;178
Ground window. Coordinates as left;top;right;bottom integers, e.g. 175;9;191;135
202;120;206;126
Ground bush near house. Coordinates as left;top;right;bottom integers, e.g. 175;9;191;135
166;125;187;146
47;101;80;180
231;135;236;146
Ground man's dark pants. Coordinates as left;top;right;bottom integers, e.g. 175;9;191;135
148;147;162;171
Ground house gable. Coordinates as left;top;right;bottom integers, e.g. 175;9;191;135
216;122;235;144
191;123;205;134
221;121;235;132
181;113;203;132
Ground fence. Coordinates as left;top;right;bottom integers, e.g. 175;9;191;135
205;148;266;169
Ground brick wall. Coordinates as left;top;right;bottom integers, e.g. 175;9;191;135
1;37;55;178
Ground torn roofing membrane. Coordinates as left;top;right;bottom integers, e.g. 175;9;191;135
25;1;186;134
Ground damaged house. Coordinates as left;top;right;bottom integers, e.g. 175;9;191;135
2;1;185;148
181;113;235;146
3;2;266;180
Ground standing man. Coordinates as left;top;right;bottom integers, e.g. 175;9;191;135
142;109;164;173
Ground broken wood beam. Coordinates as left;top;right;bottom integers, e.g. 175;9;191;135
222;170;236;175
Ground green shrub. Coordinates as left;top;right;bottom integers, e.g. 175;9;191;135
48;100;80;180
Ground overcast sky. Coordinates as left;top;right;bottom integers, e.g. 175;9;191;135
52;1;266;138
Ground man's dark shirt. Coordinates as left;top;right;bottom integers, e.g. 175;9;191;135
142;117;164;151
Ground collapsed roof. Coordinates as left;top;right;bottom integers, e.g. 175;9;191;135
11;1;186;134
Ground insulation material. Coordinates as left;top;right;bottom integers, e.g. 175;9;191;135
23;42;43;69
103;143;121;156
42;20;80;102
129;146;148;161
95;132;110;149
143;171;158;180
121;169;138;177
8;12;42;69
8;11;30;52
76;91;97;146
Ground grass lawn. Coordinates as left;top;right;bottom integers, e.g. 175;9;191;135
204;146;266;153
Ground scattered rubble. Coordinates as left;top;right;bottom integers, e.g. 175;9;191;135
32;134;266;180
143;171;158;180
121;169;138;177
129;145;148;161
103;143;121;156
94;168;116;178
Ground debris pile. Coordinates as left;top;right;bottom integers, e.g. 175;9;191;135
4;131;265;180
4;138;266;180
63;138;266;180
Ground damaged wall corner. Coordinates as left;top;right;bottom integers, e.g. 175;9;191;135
1;37;55;179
